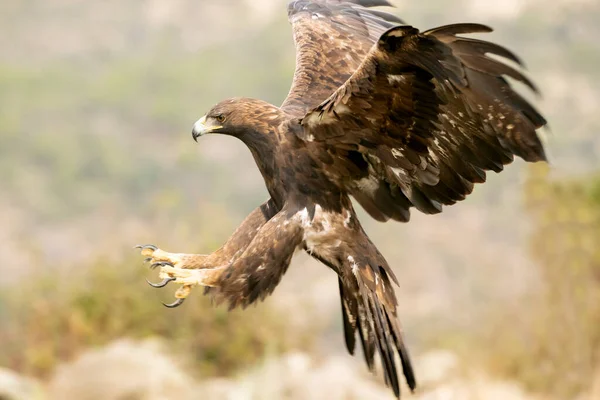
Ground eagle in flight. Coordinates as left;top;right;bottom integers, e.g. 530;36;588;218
136;0;547;397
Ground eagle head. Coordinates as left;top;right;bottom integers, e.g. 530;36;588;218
192;98;283;143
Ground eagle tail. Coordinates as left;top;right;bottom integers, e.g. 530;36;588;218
339;278;358;355
340;259;416;398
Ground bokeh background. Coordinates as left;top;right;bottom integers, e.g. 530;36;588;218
0;0;598;399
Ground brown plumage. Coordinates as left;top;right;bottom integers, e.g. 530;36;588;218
136;1;547;398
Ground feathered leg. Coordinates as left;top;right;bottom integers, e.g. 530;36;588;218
135;199;279;306
135;201;305;309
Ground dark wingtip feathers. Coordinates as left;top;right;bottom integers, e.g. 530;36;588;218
425;23;493;36
289;0;396;11
353;0;395;7
367;9;405;24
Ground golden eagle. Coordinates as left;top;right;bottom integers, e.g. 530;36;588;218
136;0;546;397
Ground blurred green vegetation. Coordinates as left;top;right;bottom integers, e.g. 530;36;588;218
0;254;311;379
0;17;293;224
0;12;309;387
456;165;600;398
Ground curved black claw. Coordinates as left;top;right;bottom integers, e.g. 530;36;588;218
144;257;153;264
134;244;158;251
150;261;173;270
146;276;175;288
163;298;185;308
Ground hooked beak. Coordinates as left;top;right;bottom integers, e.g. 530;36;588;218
191;116;222;142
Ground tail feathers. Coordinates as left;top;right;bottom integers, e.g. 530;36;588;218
339;279;358;355
339;262;416;399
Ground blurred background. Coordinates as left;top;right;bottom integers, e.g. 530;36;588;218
0;0;598;399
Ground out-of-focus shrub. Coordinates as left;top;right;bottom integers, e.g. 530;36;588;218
473;164;600;398
0;255;311;379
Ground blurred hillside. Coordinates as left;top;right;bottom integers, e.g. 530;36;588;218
1;0;599;399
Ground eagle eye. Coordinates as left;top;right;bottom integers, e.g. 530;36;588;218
216;114;225;123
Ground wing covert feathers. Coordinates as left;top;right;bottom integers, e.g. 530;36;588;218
298;23;547;222
283;0;402;115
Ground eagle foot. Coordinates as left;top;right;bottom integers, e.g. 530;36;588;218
135;244;187;270
134;244;213;308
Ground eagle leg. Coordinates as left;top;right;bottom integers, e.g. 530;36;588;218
133;199;281;308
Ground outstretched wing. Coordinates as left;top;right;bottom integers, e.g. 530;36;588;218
299;24;547;222
282;0;403;116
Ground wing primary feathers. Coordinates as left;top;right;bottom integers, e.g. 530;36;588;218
353;10;400;29
401;185;443;214
363;9;405;24
459;54;539;93
450;37;524;66
351;0;395;7
501;83;547;127
424;23;493;36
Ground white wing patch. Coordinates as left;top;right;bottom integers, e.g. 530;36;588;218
301;205;351;258
303;103;349;130
386;29;409;38
334;104;351;115
303;111;337;128
296;207;311;228
348;255;359;277
388;74;407;85
391;148;404;159
343;210;352;229
356;176;379;196
391;167;408;180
